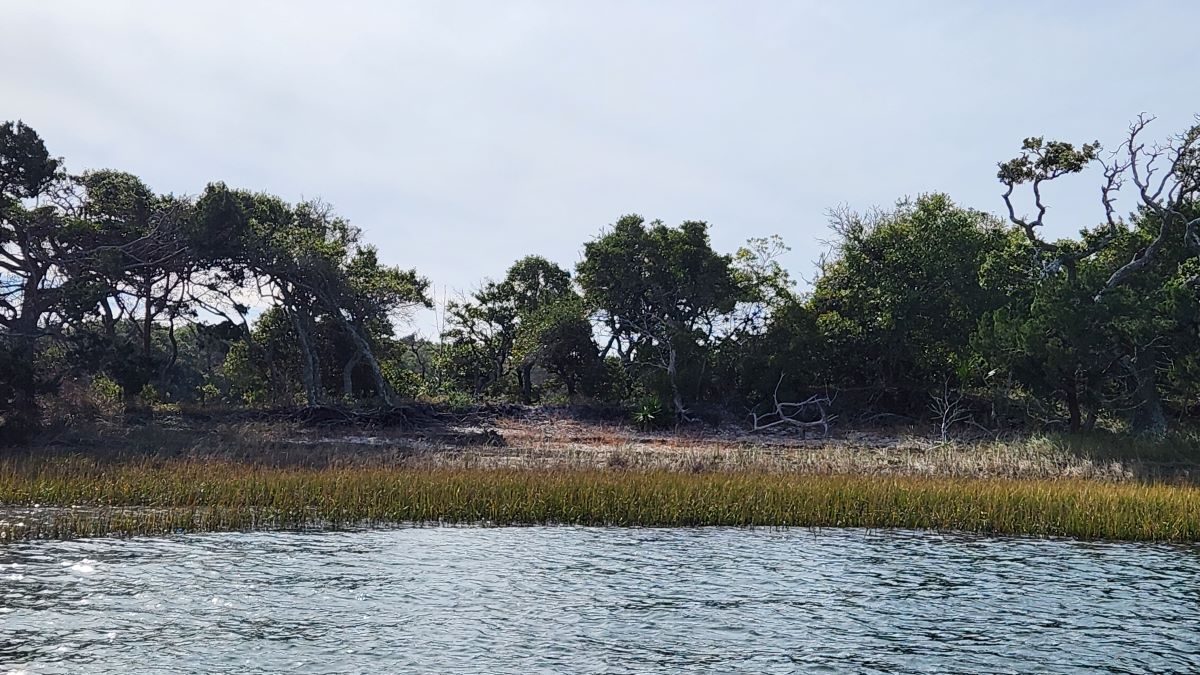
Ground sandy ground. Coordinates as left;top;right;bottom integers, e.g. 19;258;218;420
19;410;1200;484
247;415;1196;483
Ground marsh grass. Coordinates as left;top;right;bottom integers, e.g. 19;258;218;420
2;456;1199;542
5;419;1197;542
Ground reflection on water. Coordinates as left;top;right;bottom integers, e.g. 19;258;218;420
2;527;1199;674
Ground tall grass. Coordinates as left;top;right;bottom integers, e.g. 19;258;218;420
2;456;1199;542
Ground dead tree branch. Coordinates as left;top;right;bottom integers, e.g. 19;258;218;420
998;114;1200;299
930;385;971;442
749;374;836;437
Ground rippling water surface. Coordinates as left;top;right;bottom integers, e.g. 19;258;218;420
2;527;1200;674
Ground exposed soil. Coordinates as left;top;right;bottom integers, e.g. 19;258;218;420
12;406;1199;484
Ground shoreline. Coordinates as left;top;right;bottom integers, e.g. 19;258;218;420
4;417;1199;543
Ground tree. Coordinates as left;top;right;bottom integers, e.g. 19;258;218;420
577;215;746;421
441;255;576;402
193;186;430;407
806;195;1008;406
0;121;63;436
494;256;573;403
513;294;601;399
706;235;799;408
974;231;1114;431
997;115;1200;434
73;170;196;403
730;235;795;333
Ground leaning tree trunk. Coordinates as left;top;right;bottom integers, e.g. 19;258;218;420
342;352;362;400
1129;352;1167;436
335;315;394;406
3;283;44;441
2;276;45;440
288;306;323;406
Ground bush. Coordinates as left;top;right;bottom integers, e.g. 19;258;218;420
90;375;124;416
630;395;670;431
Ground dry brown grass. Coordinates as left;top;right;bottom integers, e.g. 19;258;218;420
19;414;1200;484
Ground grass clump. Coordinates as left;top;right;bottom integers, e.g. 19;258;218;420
2;456;1199;542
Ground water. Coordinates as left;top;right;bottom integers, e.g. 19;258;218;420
2;528;1199;674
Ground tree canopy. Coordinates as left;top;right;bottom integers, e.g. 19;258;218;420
2;115;1198;440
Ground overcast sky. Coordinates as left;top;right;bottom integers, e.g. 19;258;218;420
4;1;1199;334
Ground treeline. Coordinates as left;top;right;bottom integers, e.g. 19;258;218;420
1;116;1197;440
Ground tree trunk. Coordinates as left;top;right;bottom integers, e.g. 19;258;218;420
1129;352;1167;436
342;352;361;400
142;273;154;361
289;306;322;406
518;361;534;404
1065;376;1082;433
318;304;394;406
665;344;689;423
3;274;44;439
3;336;40;442
343;320;393;406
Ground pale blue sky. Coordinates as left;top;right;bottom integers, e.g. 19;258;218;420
4;1;1199;334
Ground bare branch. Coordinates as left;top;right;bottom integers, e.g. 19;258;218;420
930;384;972;442
1096;115;1200;299
748;373;836;438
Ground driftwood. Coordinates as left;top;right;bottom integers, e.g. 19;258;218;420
749;375;836;437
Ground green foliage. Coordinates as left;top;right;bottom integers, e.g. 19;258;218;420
974;232;1114;429
514;295;601;399
199;382;221;405
138;384;162;406
577;215;749;419
0;120;60;198
803;195;1008;403
383;362;426;400
629;394;671;430
577;216;744;335
441;255;584;402
732;235;795;325
996;136;1100;186
2;116;1199;438
222;332;277;407
88;375;123;416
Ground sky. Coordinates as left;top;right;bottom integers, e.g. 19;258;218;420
4;1;1199;335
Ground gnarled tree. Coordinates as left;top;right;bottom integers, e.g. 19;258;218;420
998;115;1200;434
